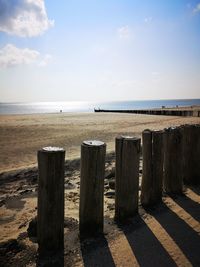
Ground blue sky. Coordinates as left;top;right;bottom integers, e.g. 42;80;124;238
0;0;200;102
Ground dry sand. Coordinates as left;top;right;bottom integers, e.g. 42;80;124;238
0;112;200;172
0;112;200;267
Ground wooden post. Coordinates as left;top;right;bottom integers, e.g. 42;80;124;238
115;136;141;222
181;124;192;185
141;130;164;207
163;127;183;194
192;124;200;185
141;130;152;206
152;130;164;199
37;146;65;257
79;140;106;237
182;124;200;185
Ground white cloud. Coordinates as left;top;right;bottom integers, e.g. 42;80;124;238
193;3;200;13
118;25;130;39
0;44;52;68
0;0;54;37
0;44;39;68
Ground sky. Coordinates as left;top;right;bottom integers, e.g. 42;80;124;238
0;0;200;102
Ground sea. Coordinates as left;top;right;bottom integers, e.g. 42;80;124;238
0;99;200;115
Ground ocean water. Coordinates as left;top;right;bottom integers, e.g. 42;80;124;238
0;99;200;115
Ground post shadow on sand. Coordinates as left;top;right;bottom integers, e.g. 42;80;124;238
148;202;200;267
171;193;200;222
27;217;63;267
188;185;200;196
117;214;177;267
80;233;115;267
36;251;64;267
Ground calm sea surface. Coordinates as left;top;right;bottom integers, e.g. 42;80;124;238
0;99;200;115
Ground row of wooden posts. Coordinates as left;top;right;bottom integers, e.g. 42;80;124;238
94;108;200;117
37;124;200;257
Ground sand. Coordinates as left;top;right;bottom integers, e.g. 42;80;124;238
0;112;200;172
0;112;200;266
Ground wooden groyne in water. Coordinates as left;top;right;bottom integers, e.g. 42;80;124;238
94;108;200;117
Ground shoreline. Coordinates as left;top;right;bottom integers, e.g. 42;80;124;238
1;102;200;116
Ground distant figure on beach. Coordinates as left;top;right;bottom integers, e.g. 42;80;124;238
60;110;62;113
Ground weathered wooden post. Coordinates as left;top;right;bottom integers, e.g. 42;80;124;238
182;124;200;185
141;130;152;206
79;140;106;237
192;124;200;185
163;127;183;194
115;136;141;222
141;129;164;207
37;146;65;257
181;124;192;185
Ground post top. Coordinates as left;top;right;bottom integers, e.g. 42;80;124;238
153;129;164;134
143;129;152;133
83;140;105;146
117;135;140;141
121;135;134;139
164;126;178;132
42;146;64;152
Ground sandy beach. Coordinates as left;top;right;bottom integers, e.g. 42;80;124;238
0;112;200;267
1;112;200;173
1;0;200;265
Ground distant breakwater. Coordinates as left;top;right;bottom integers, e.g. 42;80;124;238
94;108;200;117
